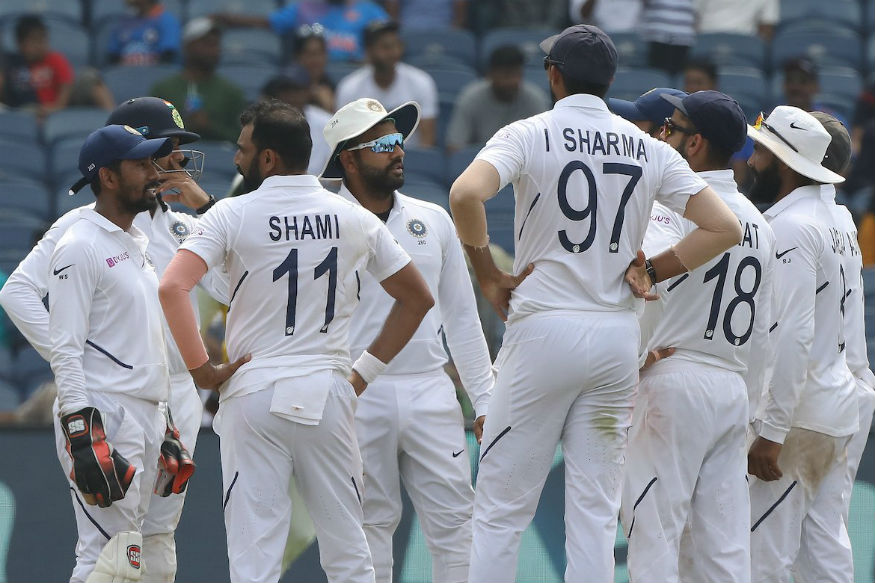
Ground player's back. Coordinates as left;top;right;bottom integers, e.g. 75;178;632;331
475;94;706;322
643;173;775;373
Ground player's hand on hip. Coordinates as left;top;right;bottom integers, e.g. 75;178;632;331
640;347;675;371
625;250;659;301
480;263;534;321
347;370;367;396
473;415;486;444
157;174;211;209
189;353;251;391
747;436;783;481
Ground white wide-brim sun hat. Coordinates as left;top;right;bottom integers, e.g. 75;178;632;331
319;98;420;180
747;105;844;184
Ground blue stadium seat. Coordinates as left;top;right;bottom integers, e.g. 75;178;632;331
692;33;767;69
188;0;279;20
0;212;47;250
102;64;181;104
479;28;554;72
324;61;362;85
0;0;82;23
608;68;673;101
0;111;40;144
429;68;478;101
484;185;515;255
50;137;88;181
222;28;283;66
405;54;477;75
770;67;862;118
446;145;482;187
1;16;90;68
0;248;29;276
771;27;863;71
718;67;770;112
0;379;20;411
42;108;109;145
402;179;450;211
608;33;648;69
196;140;241;179
0;180;52;220
0;139;48;179
12;345;53;397
401;28;477;69
403;148;447;187
216;63;279;102
55;186;89;218
779;0;862;34
523;65;550;96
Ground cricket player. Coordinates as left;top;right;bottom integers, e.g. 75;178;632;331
47;125;173;582
0;97;226;582
157;100;434;583
320;98;493;583
620;90;775;583
746;105;859;583
790;112;875;582
608;87;688;137
449;25;744;582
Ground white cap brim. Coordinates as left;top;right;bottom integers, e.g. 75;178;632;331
747;125;844;184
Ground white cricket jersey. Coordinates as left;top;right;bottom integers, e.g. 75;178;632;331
180;175;411;401
639;170;776;412
48;209;170;415
756;185;858;443
0;203;227;377
338;184;494;415
475;93;707;323
822;185;875;389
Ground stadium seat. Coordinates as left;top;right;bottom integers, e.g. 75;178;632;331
437;95;456;149
608;33;648;69
608;68;673;101
692;34;767;69
55;186;88;218
222;28;283;66
401;28;477;69
0;139;48;179
402;179;450;211
0;0;82;23
0;379;20;411
484;185;516;255
446;145;482;187
779;0;862;34
403;148;447;187
405;54;477;75
324;61;362;85
771;27;863;72
50;137;88;182
0;247;29;276
1;16;91;68
102;64;181;104
12;345;53;397
0;212;47;250
429;68;478;101
523;65;550;96
196;140;240;179
718;67;770;112
479;28;554;72
42;108;109;145
0;110;40;144
0;180;52;220
216;63;279;102
188;0;279;20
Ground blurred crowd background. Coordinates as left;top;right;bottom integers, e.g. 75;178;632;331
0;0;873;423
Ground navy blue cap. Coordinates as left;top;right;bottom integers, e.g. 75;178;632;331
540;24;617;85
609;88;688;126
661;90;748;154
69;125;172;194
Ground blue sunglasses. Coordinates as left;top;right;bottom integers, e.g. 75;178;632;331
346;132;404;154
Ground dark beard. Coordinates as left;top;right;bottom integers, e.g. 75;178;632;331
360;161;403;195
748;161;781;206
239;158;264;192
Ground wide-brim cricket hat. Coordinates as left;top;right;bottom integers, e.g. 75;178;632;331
320;98;420;180
747;105;844;184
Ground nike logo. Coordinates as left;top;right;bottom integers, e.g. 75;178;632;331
53;264;73;275
789;122;807;130
452;450;464;458
775;247;797;259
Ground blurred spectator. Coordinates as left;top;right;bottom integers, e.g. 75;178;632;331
781;57;849;129
68;68;116;110
608;87;687;137
0;15;73;118
383;0;468;30
335;21;437;147
851;83;874;155
570;0;641;33
213;0;388;62
288;24;335;112
694;0;778;41
261;71;333;174
490;0;567;28
151;18;248;142
682;58;717;93
445;45;549;152
640;0;695;75
106;0;182;66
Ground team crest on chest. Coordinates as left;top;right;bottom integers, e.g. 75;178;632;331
406;219;427;240
170;220;190;243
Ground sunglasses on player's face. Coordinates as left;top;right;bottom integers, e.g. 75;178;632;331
346;132;404;154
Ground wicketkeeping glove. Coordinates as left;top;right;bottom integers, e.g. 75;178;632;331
154;407;195;496
61;406;136;508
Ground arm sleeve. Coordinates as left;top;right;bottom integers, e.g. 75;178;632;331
436;213;494;415
743;244;775;423
362;211;411;282
179;202;232;270
48;238;99;415
756;219;820;443
474;122;529;189
653;143;709;214
0;215;74;360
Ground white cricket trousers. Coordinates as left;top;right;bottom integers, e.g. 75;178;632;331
621;359;750;583
53;392;164;583
140;373;204;582
748;426;852;583
469;311;639;583
215;373;374;583
792;379;875;583
356;370;474;583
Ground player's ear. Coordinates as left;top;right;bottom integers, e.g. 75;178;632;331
98;166;118;191
338;150;356;176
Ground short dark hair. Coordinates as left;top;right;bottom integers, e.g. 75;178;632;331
703;142;733;169
261;76;306;100
489;45;525;70
683;58;718;83
292;24;327;55
90;160;123;197
363;20;399;48
239;100;311;172
15;15;46;43
562;74;609;98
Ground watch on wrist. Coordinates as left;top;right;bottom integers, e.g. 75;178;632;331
644;258;657;285
196;195;216;215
